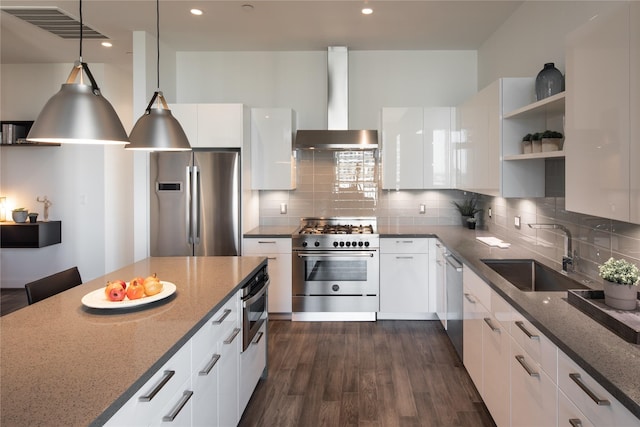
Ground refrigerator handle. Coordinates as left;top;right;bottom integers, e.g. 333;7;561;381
192;165;201;244
186;166;193;244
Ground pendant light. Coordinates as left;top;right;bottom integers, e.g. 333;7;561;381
127;0;191;151
27;0;128;145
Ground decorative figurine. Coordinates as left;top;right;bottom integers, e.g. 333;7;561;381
36;196;52;222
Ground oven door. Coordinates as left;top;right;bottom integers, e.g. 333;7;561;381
293;250;379;295
242;278;269;352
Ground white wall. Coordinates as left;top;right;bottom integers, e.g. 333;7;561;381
477;1;620;89
175;50;477;130
0;62;134;288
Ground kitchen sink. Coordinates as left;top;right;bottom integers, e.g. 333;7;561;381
481;259;590;292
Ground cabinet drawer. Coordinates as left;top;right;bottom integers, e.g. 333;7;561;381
243;238;291;254
559;389;595;427
105;342;192;425
380;238;429;254
558;351;638;426
490;290;512;331
192;296;238;366
509;313;557;382
510;339;557;427
463;267;491;310
240;322;267;411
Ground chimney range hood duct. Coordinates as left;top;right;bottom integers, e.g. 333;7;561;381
295;46;378;150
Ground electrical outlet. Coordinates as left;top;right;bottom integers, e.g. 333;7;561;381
280;203;287;214
419;204;426;214
514;216;521;228
488;207;492;218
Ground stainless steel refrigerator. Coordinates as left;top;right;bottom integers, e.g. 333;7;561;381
150;149;240;256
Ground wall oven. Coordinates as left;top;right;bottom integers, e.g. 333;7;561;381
291;218;379;321
241;265;269;352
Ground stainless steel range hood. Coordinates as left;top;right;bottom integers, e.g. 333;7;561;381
295;47;378;150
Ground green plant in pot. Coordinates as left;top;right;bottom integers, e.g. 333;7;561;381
541;130;564;152
598;257;639;310
522;133;533;154
531;132;543;153
453;198;480;227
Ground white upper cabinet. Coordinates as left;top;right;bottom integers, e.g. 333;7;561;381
251;108;296;190
566;3;636;223
381;107;453;190
456;78;565;198
456;80;500;196
169;103;248;148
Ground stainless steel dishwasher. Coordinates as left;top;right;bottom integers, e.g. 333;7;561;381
445;254;463;360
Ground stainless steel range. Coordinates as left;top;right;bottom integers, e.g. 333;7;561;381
292;217;379;321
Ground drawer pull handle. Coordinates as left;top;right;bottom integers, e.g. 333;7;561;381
396;240;414;244
569;373;610;406
483;317;500;333
515;321;539;340
569;419;583;427
224;327;241;344
212;309;232;325
252;331;264;345
515;355;539;378
162;390;193;422
463;293;476;304
396;256;414;260
199;354;221;376
258;241;276;244
139;370;175;402
267;257;277;260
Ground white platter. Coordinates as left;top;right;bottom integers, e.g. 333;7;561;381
81;281;176;309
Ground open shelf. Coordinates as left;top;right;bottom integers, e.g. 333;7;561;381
503;92;565;119
504;151;565;161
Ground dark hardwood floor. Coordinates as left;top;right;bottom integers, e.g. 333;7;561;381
240;320;495;427
0;288;28;316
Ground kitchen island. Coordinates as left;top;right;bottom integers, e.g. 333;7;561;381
0;256;267;426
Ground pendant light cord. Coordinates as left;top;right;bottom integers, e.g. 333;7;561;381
79;0;83;60
156;0;160;90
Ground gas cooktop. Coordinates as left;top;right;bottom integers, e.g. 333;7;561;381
297;217;377;235
293;218;379;250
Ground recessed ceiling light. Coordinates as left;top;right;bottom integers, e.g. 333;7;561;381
242;4;254;12
190;8;203;16
362;7;373;15
101;41;112;47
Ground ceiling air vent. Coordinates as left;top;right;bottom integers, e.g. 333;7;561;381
1;7;107;39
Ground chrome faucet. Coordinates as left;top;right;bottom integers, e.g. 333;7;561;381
528;223;574;272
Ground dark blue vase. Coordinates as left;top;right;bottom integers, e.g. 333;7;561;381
535;63;564;101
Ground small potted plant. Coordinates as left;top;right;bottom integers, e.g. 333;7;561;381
598;257;639;310
453;197;481;227
531;132;542;153
522;133;533;154
541;130;564;152
11;208;28;223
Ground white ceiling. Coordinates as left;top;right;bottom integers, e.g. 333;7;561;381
1;0;523;65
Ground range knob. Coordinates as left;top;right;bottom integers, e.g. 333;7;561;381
364;241;370;247
333;241;339;247
332;284;340;292
339;241;345;247
302;241;308;247
346;241;351;247
358;241;364;247
352;241;357;247
314;241;320;247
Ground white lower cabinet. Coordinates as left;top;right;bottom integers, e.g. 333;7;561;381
240;322;267;413
105;291;253;427
510;340;557;427
379;238;431;318
558;350;638;427
462;270;485;391
243;238;292;314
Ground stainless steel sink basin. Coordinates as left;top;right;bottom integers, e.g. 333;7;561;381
482;259;590;292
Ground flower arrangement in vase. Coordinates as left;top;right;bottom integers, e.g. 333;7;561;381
598;257;639;310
